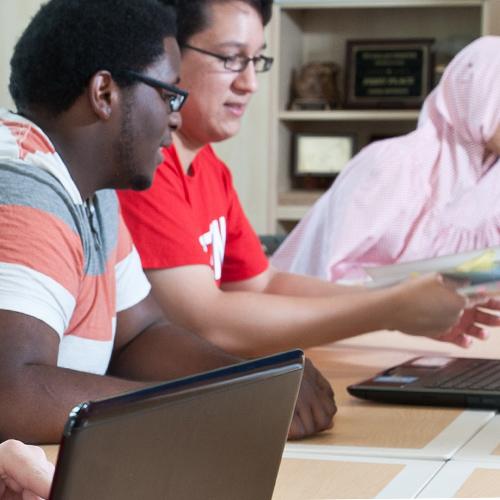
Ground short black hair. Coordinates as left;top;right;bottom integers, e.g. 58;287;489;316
159;0;273;47
9;0;177;116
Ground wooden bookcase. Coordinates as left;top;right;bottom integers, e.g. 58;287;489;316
267;0;500;232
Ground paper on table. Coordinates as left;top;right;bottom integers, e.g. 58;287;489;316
365;247;500;296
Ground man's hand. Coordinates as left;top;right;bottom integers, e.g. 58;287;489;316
288;358;337;440
389;274;467;340
0;440;54;500
438;297;500;347
388;275;500;347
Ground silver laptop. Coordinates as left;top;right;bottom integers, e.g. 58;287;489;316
49;350;304;500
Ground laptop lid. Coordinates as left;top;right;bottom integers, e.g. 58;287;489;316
348;356;500;409
49;350;304;500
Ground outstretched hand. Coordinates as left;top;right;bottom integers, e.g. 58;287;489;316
390;274;500;347
0;440;54;500
438;297;500;347
288;358;337;440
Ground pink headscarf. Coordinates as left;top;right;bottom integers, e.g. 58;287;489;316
272;36;500;282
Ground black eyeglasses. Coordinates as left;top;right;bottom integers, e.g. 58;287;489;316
119;70;188;112
183;44;274;73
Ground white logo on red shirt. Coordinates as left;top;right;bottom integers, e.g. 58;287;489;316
198;217;227;280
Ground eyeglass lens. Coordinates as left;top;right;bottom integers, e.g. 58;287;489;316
169;94;185;112
225;55;273;73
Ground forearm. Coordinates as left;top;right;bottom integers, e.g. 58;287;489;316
0;364;145;444
149;265;469;356
1;324;238;445
263;268;363;298
163;286;394;357
109;321;239;381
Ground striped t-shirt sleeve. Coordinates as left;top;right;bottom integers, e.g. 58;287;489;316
115;215;151;313
0;186;84;337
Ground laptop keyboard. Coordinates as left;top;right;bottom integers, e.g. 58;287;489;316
424;359;500;391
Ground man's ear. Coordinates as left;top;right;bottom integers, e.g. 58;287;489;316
87;71;120;120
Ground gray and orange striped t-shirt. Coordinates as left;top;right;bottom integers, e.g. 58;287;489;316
0;109;150;375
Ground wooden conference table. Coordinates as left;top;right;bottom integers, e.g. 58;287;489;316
273;328;500;499
42;328;500;499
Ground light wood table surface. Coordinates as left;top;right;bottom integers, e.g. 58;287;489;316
454;414;500;463
274;451;443;500
42;444;59;465
274;327;500;498
418;460;500;498
42;328;500;499
287;340;494;460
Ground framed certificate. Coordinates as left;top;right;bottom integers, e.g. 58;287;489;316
292;133;355;189
294;133;355;176
344;39;434;109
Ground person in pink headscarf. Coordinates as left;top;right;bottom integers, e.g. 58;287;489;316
273;36;500;282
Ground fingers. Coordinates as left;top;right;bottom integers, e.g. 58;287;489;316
439;323;488;347
451;333;473;348
436;294;500;347
288;410;305;439
289;403;316;440
0;440;54;500
438;325;476;348
288;360;337;440
316;372;335;399
288;390;336;440
464;292;490;307
23;493;47;500
466;324;489;340
484;298;500;310
456;309;491;338
458;306;499;337
459;288;500;307
304;359;337;409
473;309;500;327
304;358;334;398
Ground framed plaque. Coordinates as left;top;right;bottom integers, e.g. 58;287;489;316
344;39;434;109
292;133;355;189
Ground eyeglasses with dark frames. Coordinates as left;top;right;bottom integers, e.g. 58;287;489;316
183;44;274;73
118;70;188;112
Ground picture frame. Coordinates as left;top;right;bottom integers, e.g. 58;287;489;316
292;133;355;189
368;133;397;144
344;38;434;109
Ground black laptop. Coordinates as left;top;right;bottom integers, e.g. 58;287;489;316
49;350;304;500
348;356;500;408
